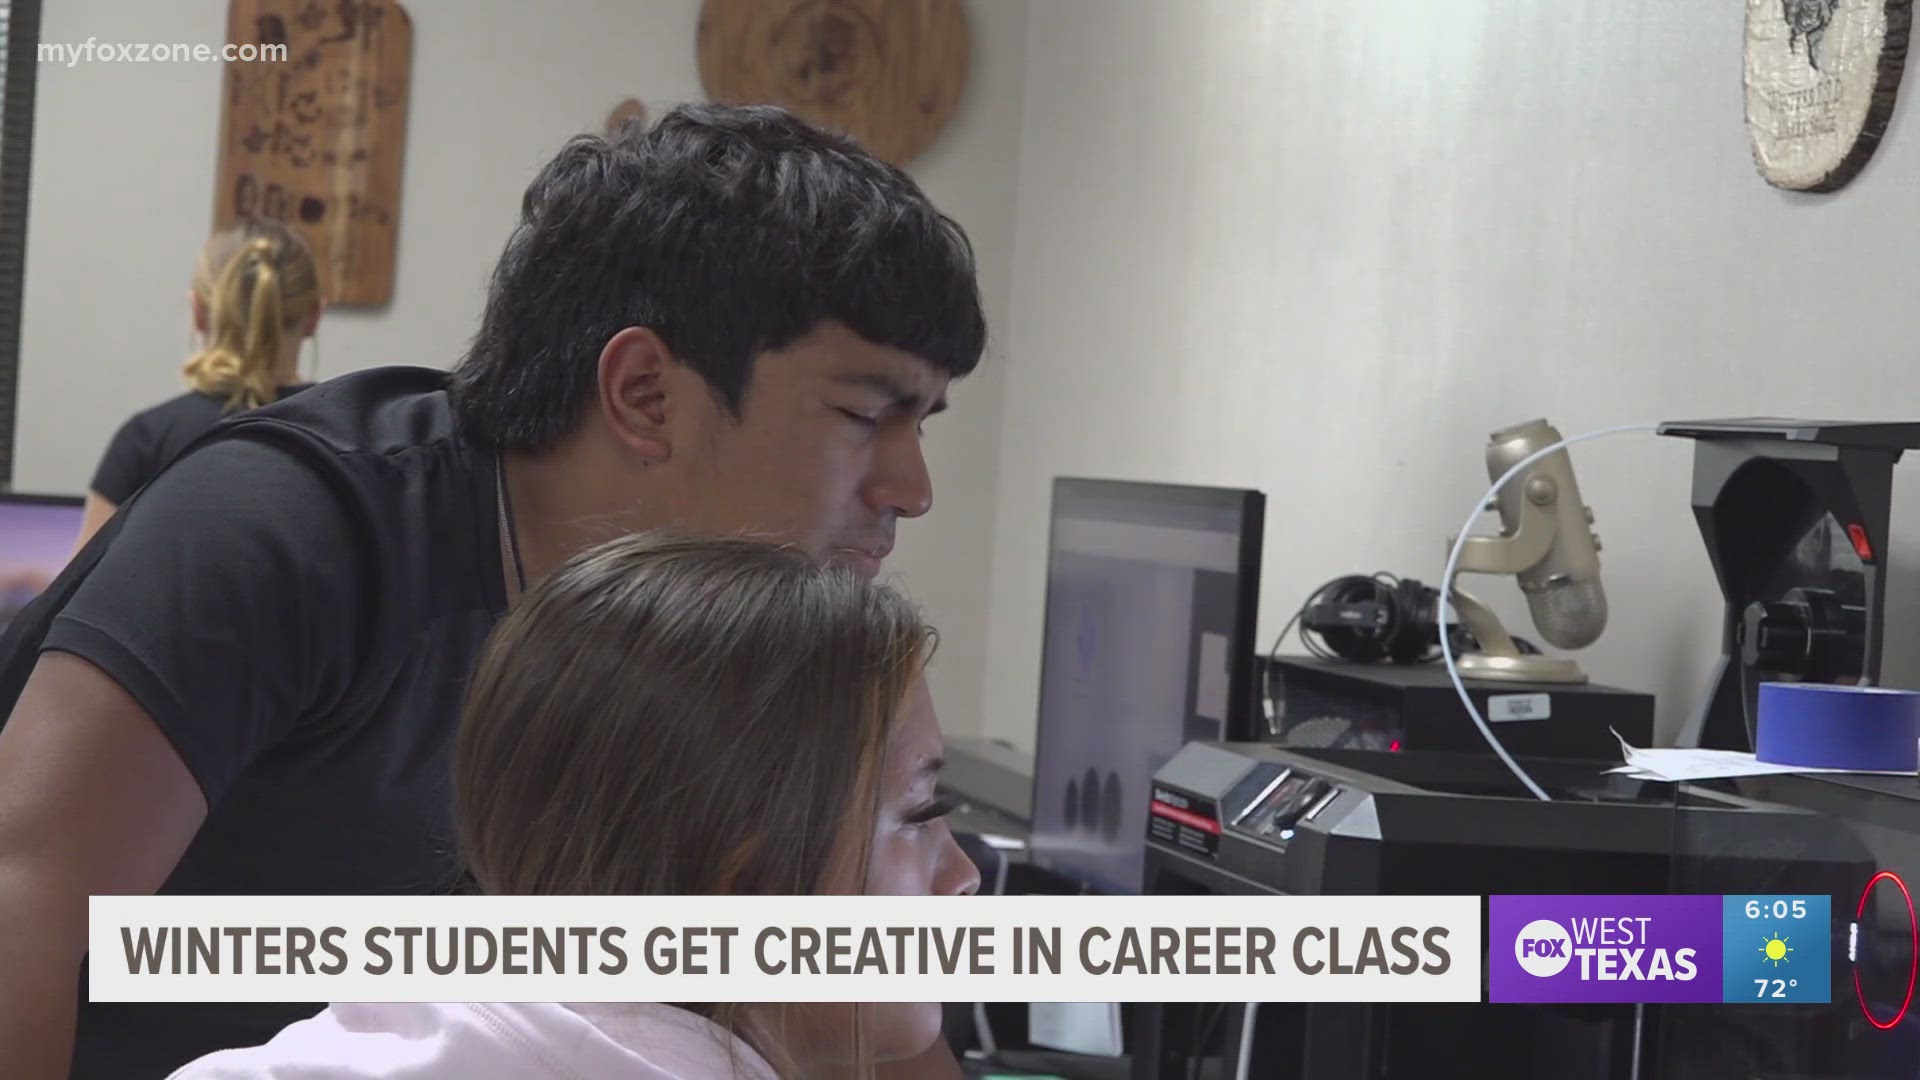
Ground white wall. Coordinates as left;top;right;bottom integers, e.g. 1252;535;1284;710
41;0;1918;753
872;2;1026;741
14;0;1026;738
20;0;700;485
980;0;1920;751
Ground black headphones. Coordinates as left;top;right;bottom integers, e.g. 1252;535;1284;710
1293;572;1541;665
1300;574;1444;664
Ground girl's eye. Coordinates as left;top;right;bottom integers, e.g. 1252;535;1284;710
903;796;956;828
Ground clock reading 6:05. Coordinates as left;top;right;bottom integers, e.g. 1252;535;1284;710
1746;899;1809;920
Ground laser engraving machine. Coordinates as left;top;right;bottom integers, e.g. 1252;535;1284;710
1657;419;1920;751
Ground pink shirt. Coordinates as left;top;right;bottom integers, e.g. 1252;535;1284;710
166;1001;779;1079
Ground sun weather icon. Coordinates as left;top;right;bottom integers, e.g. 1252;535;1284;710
1760;933;1793;968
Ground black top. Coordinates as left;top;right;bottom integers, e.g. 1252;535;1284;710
89;385;313;504
1658;417;1920;451
1;368;507;1077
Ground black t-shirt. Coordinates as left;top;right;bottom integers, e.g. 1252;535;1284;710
5;368;508;1077
89;385;313;504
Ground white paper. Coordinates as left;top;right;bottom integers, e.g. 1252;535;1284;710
1607;729;1918;782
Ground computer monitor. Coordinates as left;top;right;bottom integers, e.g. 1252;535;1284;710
1027;477;1265;896
0;494;84;633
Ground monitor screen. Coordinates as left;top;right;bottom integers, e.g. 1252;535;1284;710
1028;477;1264;895
0;495;83;633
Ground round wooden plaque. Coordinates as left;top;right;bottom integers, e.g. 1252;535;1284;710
1746;0;1914;192
697;0;969;166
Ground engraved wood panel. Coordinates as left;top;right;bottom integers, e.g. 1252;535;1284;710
697;0;969;167
214;0;413;305
1746;0;1912;192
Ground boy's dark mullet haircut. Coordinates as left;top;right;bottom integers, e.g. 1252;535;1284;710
451;102;986;452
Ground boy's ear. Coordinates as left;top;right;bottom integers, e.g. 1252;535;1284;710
597;326;677;464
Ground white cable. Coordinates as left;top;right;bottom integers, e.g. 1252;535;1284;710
971;1000;997;1057
1232;1002;1257;1080
1438;423;1660;802
1630;1002;1644;1080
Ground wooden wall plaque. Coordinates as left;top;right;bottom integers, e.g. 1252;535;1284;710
1746;0;1913;192
697;0;969;167
213;0;414;306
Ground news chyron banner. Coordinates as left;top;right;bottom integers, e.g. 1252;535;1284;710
90;895;1480;1003
1491;894;1832;1004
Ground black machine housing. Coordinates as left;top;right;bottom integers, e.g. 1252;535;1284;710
1264;655;1654;760
1658;419;1920;751
1660;771;1920;1079
1134;741;1859;1080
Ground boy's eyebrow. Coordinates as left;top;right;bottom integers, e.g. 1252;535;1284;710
831;372;948;417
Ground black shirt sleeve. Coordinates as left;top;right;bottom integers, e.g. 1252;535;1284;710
90;411;159;504
45;434;373;807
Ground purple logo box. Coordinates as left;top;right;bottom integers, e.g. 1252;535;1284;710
1490;895;1724;1003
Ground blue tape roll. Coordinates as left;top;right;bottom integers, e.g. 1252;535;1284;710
1755;682;1920;772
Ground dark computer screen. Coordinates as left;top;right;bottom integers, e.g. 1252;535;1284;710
0;494;83;632
1027;477;1264;895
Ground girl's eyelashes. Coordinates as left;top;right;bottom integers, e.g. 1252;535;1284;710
902;796;956;827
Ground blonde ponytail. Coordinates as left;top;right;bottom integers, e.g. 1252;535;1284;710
183;220;321;411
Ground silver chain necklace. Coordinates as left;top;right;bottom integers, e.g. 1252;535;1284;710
496;459;526;595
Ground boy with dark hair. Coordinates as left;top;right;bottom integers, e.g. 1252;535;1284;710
0;102;984;1078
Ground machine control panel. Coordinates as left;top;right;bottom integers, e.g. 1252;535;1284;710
1222;762;1343;842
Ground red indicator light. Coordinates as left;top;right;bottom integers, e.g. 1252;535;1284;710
1849;523;1876;562
1388;739;1402;753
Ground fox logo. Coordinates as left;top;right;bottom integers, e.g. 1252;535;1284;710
1515;919;1572;977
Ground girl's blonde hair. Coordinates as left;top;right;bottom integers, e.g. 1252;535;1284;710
183;218;321;411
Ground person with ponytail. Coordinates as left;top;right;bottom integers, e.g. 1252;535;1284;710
76;218;323;548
